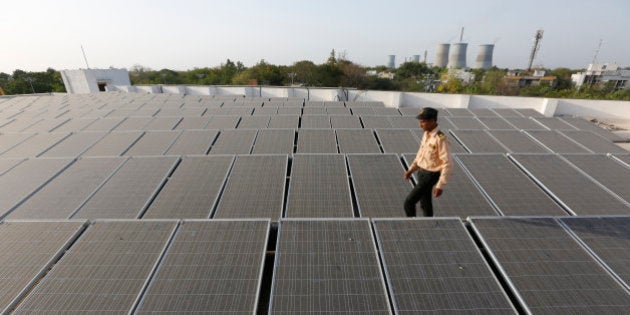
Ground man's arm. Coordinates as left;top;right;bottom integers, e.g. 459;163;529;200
434;135;452;196
404;161;419;180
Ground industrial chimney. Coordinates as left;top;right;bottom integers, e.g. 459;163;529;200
412;55;420;63
388;55;396;69
435;44;450;67
447;43;467;68
475;44;494;69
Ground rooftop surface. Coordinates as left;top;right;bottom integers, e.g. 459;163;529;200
0;92;628;313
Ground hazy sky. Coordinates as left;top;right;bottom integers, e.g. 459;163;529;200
2;0;629;73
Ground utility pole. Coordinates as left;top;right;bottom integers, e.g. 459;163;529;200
527;30;544;71
81;45;90;69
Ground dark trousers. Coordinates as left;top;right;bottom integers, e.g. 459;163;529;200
404;169;441;217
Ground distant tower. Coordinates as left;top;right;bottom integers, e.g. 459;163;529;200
475;44;494;69
527;30;544;71
388;55;396;69
448;43;468;68
412;55;420;63
435;44;450;67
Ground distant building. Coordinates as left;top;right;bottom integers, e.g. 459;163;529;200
446;69;475;84
60;68;131;94
504;70;557;88
572;63;630;90
378;71;396;80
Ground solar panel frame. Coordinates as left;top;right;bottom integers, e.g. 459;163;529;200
450;130;509;153
347;154;411;217
361;116;392;128
143;116;182;130
209;129;257;154
559;117;626;142
300;115;331;128
81;117;125;131
269;219;392;314
135;219;271;314
0;158;25;176
72;156;179;219
0;133;36;155
123;130;181;156
448;117;488;130
477;117;516;129
445;108;474;117
559;154;630;205
509;154;629;215
335;129;381;153
456;154;567;216
532;117;578;130
165;129;218;155
330;115;362;129
524;130;592;153
372;218;517;314
39;131;107;157
205;115;241;129
174;116;211;129
503;117;547;130
14;220;178;314
559;130;627;153
487;130;551;153
0;220;87;314
252;129;295;154
469;217;630;314
375;129;420;154
213;154;288;221
113;116;153;131
285;154;354;218
142;156;235;219
80;130;144;157
268;115;299;129
237;115;270;129
1;133;70;158
296;129;338;153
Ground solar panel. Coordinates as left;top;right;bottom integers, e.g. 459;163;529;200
123;130;180;155
81;131;144;157
445;108;474;117
487;130;550;153
0;221;86;314
143;116;182;130
22;118;70;133
388;116;418;128
82;117;125;131
302;107;327;115
253;106;279;115
0;133;35;155
165;129;218;155
336;129;381;153
560;154;630;205
52;117;98;132
510;154;628;215
451;130;508;153
410;129;468;153
205;115;240;129
448;117;488;129
613;154;630;167
347;154;410;217
143;156;234;219
269;115;299;129
0;158;73;218
209;129;257;154
9;157;126;219
477;117;515;129
238;115;270;129
277;107;302;115
559;130;627;153
252;129;295;154
73;156;178;219
470;108;500;117
376;129;420;153
456;154;567;216
0;158;24;176
470;217;630;314
270;219;391;314
351;107;376;116
560;117;625;142
296;129;338;153
14;221;177;313
326;107;351;115
1;133;69;158
113;117;153;131
0;118;42;133
136;220;269;313
361;116;392;128
301;115;331;128
403;155;498;217
175;116;211;129
330;115;362;128
40;131;107;157
436;117;457;130
514;108;545;117
213;155;287;220
373;107;400;116
373;219;515;314
532;117;578;130
561;216;630;288
398;107;421;116
524;130;591;153
491;108;523;117
286;154;353;217
503;117;546;130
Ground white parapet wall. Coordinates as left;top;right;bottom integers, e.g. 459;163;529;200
110;84;630;119
61;69;131;94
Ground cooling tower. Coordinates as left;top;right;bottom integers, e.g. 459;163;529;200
412;55;420;63
435;44;450;67
388;55;396;69
447;43;467;68
475;44;494;69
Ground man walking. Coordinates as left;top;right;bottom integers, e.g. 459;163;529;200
403;107;452;217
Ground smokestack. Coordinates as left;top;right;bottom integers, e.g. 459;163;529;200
388;55;396;69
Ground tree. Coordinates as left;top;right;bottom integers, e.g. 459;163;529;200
395;62;431;80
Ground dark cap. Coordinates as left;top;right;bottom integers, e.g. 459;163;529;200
415;107;438;120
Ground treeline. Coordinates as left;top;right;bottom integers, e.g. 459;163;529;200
0;69;66;95
2;50;630;101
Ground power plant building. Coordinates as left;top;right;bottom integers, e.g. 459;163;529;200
435;44;450;67
447;43;467;68
475;44;494;70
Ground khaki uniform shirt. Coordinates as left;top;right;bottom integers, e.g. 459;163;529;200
411;127;452;189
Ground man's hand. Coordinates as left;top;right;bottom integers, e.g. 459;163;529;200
434;188;443;197
404;169;414;180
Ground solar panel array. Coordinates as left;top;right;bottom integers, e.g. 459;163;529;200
0;93;628;313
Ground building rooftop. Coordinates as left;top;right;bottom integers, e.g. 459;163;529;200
0;91;628;313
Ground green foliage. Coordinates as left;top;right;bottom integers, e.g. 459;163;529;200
0;68;66;95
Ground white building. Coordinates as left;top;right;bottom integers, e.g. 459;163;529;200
572;63;630;90
60;68;131;94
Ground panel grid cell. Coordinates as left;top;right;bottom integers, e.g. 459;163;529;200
270;220;391;314
209;129;257;154
470;218;630;314
376;129;420;154
252;129;295;154
165;130;218;155
525;130;591;153
374;219;515;314
487;130;550;153
336;129;381;153
81;131;144;157
296;129;338;153
123;130;181;156
451;130;508;153
559;130;627;153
